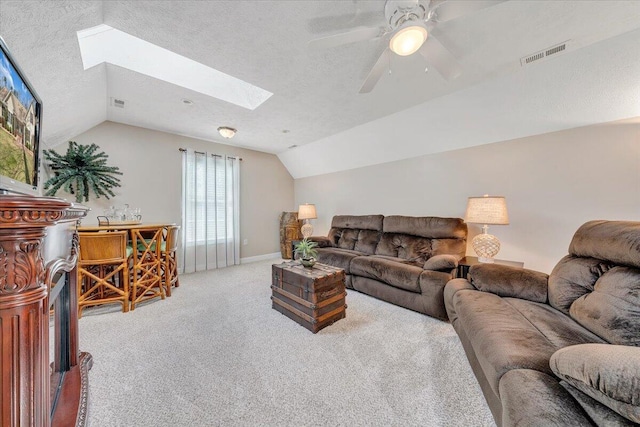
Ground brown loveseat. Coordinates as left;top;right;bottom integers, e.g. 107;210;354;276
311;215;467;319
445;220;640;426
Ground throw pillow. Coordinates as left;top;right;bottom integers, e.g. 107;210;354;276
550;343;640;424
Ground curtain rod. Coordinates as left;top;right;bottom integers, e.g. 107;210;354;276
178;148;243;161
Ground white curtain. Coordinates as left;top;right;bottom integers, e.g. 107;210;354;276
181;149;240;273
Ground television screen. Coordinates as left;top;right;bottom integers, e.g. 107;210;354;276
0;36;42;192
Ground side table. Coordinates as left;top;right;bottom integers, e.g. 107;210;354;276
457;256;524;279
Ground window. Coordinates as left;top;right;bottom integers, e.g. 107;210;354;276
181;149;240;273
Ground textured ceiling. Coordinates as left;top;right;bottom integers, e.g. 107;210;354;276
0;1;639;172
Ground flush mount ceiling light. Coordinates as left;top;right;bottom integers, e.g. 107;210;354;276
218;126;237;139
389;21;428;56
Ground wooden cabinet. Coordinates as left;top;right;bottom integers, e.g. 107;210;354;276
0;194;89;427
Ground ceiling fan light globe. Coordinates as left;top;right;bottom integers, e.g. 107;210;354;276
389;25;428;56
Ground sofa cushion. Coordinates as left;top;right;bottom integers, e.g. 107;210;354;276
326;215;384;255
569;220;640;269
331;214;384;231
368;254;418;265
315;248;363;274
375;233;432;264
550;344;640;424
354;229;381;254
337;228;359;250
378;216;467;261
350;256;422;293
569;266;640;346
383;215;467;239
561;381;637;427
549;255;613;314
499;369;595;427
548;220;640;345
450;289;605;396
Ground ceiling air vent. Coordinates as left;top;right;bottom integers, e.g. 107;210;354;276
520;41;570;67
110;97;126;108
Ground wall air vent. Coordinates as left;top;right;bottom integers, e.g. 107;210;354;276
110;97;126;108
520;41;570;67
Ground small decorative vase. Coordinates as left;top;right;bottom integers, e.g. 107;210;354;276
300;258;316;268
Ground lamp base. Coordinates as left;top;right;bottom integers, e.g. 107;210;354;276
301;221;313;239
472;225;501;262
477;256;495;263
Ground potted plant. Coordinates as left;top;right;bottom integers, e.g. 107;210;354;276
294;238;319;268
43;141;122;203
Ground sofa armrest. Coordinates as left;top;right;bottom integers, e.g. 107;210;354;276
469;263;549;303
443;278;476;324
307;236;333;248
423;254;459;271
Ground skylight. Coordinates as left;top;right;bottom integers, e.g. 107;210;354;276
77;25;272;110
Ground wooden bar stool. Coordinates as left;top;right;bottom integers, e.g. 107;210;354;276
161;225;180;297
130;226;165;310
77;231;130;317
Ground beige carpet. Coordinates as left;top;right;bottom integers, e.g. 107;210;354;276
79;259;495;426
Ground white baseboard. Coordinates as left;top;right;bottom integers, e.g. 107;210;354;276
240;252;281;264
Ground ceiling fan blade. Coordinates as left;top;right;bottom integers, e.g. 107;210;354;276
359;48;390;94
308;11;383;34
433;0;505;23
419;35;462;81
308;26;382;50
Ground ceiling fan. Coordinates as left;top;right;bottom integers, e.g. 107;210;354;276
309;0;504;93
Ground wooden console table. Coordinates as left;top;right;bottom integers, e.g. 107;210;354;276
0;194;89;427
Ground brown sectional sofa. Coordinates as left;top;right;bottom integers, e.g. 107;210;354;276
445;220;640;426
311;214;467;319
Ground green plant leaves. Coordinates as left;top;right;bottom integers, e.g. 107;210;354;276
43;141;122;203
294;238;319;259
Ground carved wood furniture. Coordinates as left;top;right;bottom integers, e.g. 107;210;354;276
279;212;303;259
129;225;165;310
161;225;180;297
77;231;130;317
0;194;89;427
271;261;347;333
77;223;177;310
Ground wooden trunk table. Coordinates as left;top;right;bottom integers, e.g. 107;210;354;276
271;261;346;333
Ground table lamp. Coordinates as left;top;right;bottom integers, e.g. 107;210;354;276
464;195;509;263
298;203;317;239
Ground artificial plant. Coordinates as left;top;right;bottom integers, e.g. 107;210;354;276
43;141;122;203
294;238;319;260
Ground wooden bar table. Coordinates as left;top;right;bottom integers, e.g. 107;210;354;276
77;223;176;309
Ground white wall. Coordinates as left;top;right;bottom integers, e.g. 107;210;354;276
295;118;640;273
279;27;640;179
58;121;294;258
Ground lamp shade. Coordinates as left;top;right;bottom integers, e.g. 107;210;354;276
465;196;509;225
298;204;317;220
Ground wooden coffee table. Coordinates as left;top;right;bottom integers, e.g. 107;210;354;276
271;261;347;333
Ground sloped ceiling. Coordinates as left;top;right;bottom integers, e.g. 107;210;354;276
0;1;639;177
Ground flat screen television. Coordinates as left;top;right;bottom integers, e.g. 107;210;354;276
0;36;42;195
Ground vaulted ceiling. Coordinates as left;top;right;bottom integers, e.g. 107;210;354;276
1;1;639;178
